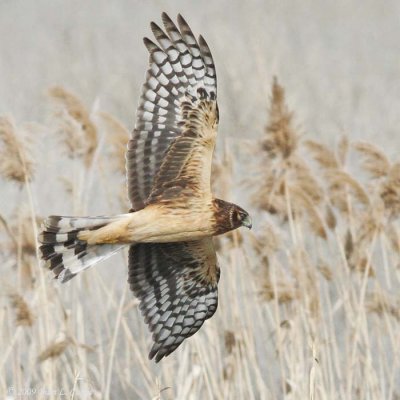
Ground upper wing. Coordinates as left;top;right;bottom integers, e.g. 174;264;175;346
126;13;218;210
128;238;220;362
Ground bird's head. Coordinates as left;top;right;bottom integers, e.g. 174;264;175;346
212;199;252;235
229;204;252;230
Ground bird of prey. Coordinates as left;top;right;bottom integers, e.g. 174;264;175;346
39;13;252;362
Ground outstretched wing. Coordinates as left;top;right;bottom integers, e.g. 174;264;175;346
126;13;218;210
128;238;220;362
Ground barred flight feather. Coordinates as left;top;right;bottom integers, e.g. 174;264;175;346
126;12;217;211
128;238;219;362
39;216;126;282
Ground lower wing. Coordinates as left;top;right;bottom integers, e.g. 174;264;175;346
128;237;220;362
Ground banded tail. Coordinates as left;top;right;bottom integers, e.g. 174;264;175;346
38;215;127;283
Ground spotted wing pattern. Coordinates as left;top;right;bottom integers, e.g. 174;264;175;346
126;13;217;210
128;238;220;362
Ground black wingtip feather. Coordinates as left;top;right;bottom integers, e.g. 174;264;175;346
177;13;186;26
143;37;159;53
150;21;160;35
198;35;208;49
161;12;172;25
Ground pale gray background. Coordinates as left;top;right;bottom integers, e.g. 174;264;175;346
1;0;399;153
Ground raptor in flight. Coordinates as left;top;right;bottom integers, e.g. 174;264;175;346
39;13;251;362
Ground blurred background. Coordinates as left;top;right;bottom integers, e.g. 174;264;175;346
1;1;399;399
1;0;400;147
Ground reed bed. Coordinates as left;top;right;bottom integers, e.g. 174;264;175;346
0;81;399;399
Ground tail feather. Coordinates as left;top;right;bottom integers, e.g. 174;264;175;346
38;215;126;283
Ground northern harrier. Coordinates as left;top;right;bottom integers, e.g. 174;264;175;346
39;13;251;362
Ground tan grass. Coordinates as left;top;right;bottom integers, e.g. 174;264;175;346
6;212;41;287
37;338;71;363
325;205;337;230
380;162;400;218
337;135;349;167
8;292;34;327
366;287;400;321
353;141;391;179
0;117;34;183
262;77;299;159
49;86;98;167
97;111;130;175
304;140;339;170
288;183;327;239
326;169;370;207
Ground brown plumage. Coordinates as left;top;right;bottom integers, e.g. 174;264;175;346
38;13;251;362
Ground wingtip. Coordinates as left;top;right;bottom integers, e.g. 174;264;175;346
198;35;207;48
161;11;170;22
150;21;166;40
143;37;156;52
148;349;156;362
150;21;159;33
177;13;187;27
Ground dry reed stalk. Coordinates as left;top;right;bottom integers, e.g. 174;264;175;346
97;111;130;174
344;225;376;277
346;248;375;277
262;77;299;160
328;182;350;214
353;141;391;179
317;260;333;281
344;229;354;261
8;292;34;327
0;213;17;249
255;79;326;239
325;205;337;230
222;230;244;251
261;282;298;304
366;288;400;321
0;115;52;356
251;224;281;258
9;214;39;257
326;169;370;207
303;140;339;170
261;270;299;304
222;330;237;381
250;225;281;272
291;250;321;320
0;116;34;183
7;213;41;287
288;184;327;239
386;223;400;253
224;330;237;355
355;204;385;246
58;176;74;196
255;163;324;227
38;338;71;363
380;162;400;218
254;173;287;217
337;135;349;167
49;86;98;167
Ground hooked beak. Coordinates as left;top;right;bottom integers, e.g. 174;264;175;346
242;215;252;229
